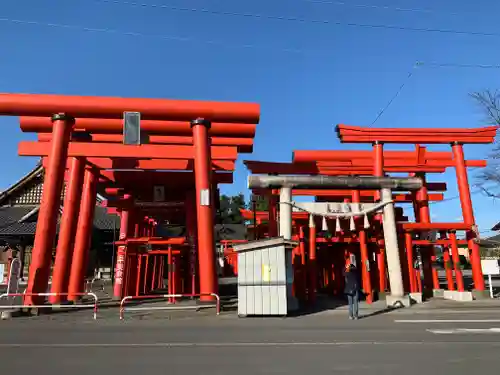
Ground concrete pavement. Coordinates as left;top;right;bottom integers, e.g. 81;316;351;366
1;303;500;374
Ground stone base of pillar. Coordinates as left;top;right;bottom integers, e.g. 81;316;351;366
443;290;473;301
432;289;445;298
385;294;412;308
409;292;423;304
471;289;490;300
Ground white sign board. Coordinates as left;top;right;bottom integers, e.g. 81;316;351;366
200;189;210;206
481;259;500;276
481;259;500;299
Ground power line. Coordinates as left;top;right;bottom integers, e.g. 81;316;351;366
0;17;313;54
371;62;420;125
84;0;500;38
301;0;455;15
368;60;500;125
419;61;500;69
95;0;446;16
5;18;500;60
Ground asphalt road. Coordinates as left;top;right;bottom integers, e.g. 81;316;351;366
1;307;500;374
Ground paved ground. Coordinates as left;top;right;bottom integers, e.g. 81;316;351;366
1;299;500;374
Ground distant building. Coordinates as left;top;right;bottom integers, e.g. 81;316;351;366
0;163;119;281
0;164;248;281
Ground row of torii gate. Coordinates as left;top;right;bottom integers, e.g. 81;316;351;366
0;92;260;305
0;92;496;308
241;125;497;304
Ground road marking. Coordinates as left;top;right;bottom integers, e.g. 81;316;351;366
427;328;500;334
0;341;499;348
395;319;500;323
0;342;418;348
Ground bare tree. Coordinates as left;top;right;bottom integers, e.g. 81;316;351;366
470;90;500;198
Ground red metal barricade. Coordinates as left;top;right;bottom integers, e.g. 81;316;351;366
119;293;220;320
0;292;99;319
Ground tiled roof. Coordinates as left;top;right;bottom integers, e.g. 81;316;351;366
0;206;39;235
479;234;500;248
0;164;43;206
0;205;121;236
93;206;120;231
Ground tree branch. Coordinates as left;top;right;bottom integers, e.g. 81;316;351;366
470;90;500;198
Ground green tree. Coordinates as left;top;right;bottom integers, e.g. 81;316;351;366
250;194;269;212
218;193;247;224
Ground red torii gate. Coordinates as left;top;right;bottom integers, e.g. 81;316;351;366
289;145;489;295
335;124;498;293
0;92;260;305
37;149;236;303
243;133;494;304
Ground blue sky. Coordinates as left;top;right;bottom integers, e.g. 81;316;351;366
1;0;500;236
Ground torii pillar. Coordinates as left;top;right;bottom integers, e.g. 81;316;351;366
25;114;73;305
113;195;132;299
68;166;98;301
191;118;218;301
452;142;485;292
50;157;85;303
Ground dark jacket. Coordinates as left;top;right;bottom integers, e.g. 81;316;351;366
344;268;360;295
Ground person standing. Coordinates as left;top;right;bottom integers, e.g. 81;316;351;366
344;264;361;320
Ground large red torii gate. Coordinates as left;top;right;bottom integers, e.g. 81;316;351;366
242;126;495;305
335;124;497;292
286;143;491;294
0;92;260;305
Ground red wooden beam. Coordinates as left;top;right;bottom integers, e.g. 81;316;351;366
313;195;442;203
340;136;495;144
293;190;444;202
401;222;472;231
88;158;235;171
19;141;238;160
244;161;447;174
317;159;486;168
293;190;443;198
338;124;498;134
104;187;126;196
102;200;185;209
293;149;456;162
147;250;183;255
252;183;447;195
294;152;486;168
44;157;235;171
21;117;257;137
37;133;254;153
336;124;497;144
99;170;233;185
0;93;260;123
114;237;187;245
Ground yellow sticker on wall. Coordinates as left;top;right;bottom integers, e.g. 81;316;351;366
262;264;271;282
